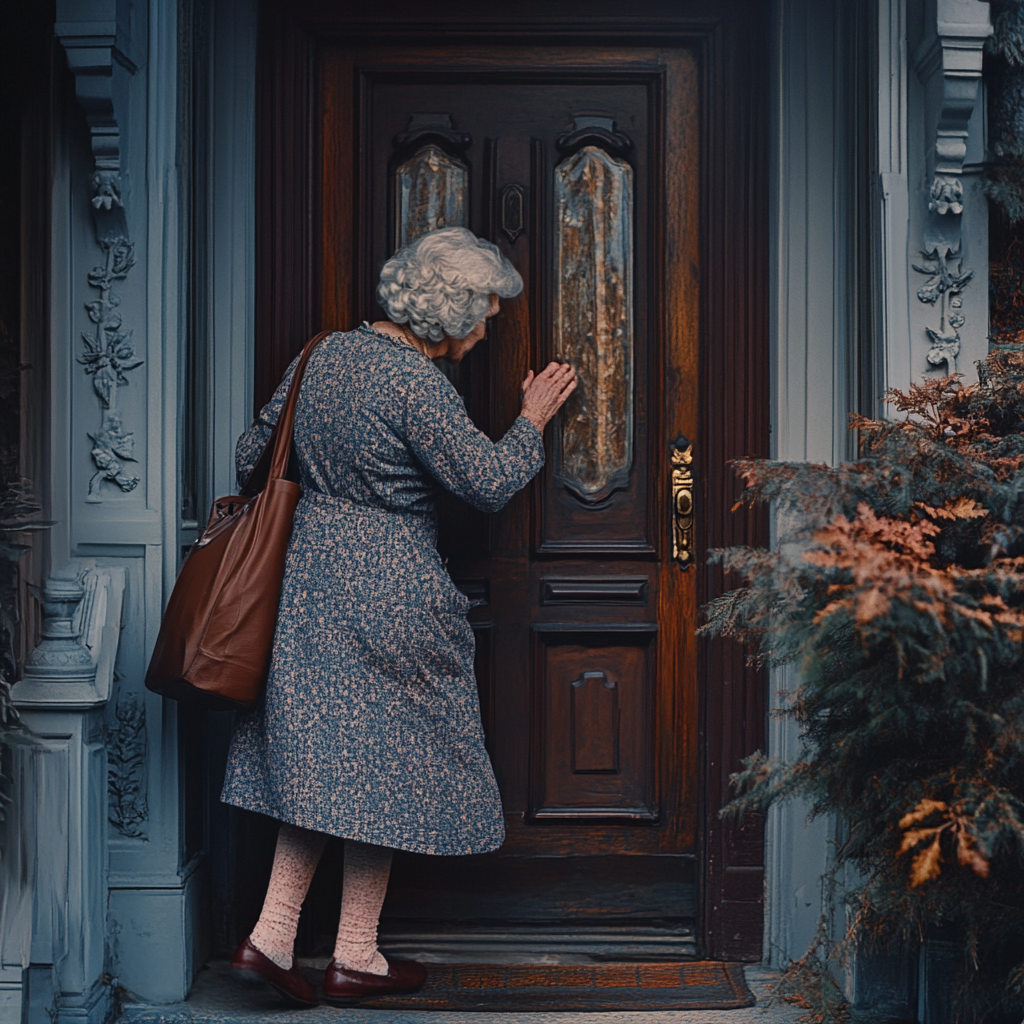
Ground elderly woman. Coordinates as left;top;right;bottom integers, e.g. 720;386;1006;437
221;227;576;1007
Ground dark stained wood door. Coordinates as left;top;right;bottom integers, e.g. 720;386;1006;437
317;46;700;958
251;0;770;963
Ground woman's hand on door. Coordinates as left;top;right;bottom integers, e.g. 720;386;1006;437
520;362;577;432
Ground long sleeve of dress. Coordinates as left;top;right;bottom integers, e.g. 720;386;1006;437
234;354;302;490
403;366;546;513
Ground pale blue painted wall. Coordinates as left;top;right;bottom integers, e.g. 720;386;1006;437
767;1;991;1019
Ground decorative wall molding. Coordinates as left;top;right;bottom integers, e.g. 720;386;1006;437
107;689;149;839
913;244;974;375
56;2;144;503
928;174;963;216
912;0;991;377
55;1;137;245
913;2;991;183
877;0;914;401
79;240;142;501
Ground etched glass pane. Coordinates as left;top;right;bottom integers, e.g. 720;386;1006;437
553;145;634;501
395;145;468;249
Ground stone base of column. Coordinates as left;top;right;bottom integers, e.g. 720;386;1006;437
107;861;209;1003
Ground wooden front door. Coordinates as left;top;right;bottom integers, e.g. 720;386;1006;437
252;0;769;963
320;48;699;958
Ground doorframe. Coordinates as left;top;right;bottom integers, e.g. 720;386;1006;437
253;0;770;961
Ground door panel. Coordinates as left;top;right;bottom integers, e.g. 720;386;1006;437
531;625;657;820
317;47;700;951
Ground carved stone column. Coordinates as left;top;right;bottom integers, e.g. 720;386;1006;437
5;565;125;1024
44;0;214;1008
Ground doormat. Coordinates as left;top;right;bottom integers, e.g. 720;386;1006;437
361;961;755;1011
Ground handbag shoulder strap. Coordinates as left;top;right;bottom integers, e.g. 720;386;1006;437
241;330;333;497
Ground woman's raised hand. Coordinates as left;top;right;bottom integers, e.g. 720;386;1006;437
520;362;577;432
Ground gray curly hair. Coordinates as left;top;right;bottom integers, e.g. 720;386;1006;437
377;227;523;342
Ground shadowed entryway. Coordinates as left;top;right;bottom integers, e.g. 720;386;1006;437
201;0;770;981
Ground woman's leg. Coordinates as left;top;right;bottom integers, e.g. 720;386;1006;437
333;839;394;975
250;823;328;969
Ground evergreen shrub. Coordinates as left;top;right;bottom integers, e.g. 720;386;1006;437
702;350;1024;1023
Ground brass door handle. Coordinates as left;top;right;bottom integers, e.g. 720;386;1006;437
671;439;694;570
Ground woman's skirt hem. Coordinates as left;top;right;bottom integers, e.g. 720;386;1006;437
219;792;505;857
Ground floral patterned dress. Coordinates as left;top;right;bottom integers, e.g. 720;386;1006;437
220;326;544;855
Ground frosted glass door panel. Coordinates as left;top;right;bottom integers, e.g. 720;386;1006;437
395;145;468;248
553;145;634;502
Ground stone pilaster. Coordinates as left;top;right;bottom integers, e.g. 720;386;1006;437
5;565;125;1024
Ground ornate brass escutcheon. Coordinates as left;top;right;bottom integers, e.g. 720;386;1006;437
670;439;694;570
500;183;525;244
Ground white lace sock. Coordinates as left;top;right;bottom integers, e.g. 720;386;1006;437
333;839;393;976
249;823;327;970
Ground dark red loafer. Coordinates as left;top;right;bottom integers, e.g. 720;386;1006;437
230;936;319;1007
322;955;427;1005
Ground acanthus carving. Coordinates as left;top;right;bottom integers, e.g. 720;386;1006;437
107;689;149;839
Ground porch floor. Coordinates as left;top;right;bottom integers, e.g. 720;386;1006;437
117;964;805;1023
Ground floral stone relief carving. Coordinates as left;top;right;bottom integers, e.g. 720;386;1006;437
911;8;989;378
57;15;143;502
78;213;143;503
107;688;149;839
914;244;974;377
929;175;964;216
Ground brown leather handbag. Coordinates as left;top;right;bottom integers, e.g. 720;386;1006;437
145;331;331;710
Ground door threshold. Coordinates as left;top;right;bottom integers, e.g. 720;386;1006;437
371;921;697;964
